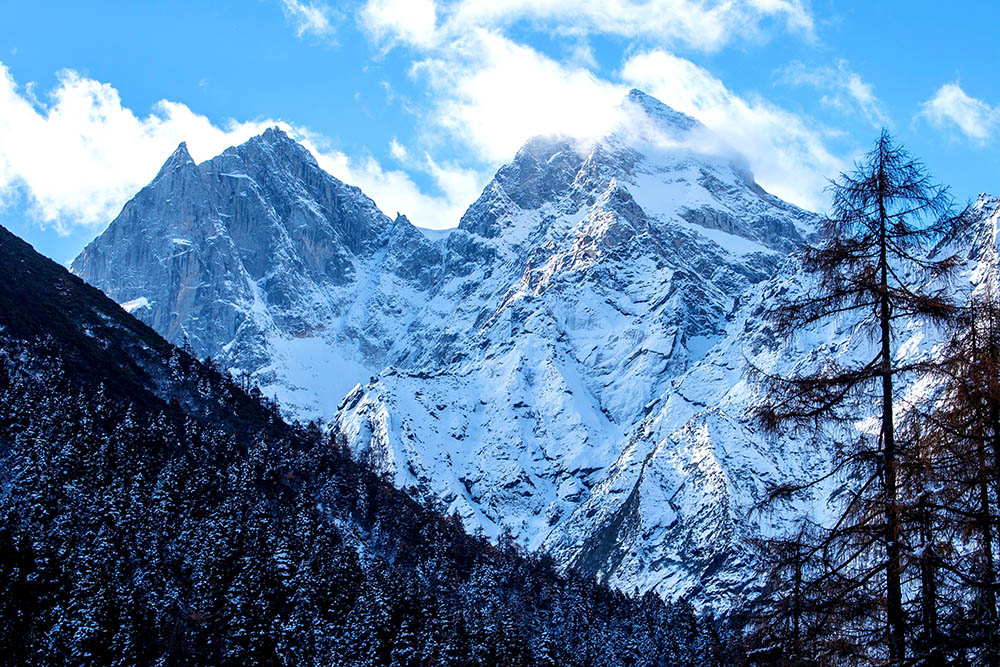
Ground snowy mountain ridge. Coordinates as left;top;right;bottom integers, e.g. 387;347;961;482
71;89;997;607
72;126;439;420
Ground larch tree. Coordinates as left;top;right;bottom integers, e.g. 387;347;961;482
907;291;1000;663
753;130;963;664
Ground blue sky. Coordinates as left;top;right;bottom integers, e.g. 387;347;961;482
1;0;997;264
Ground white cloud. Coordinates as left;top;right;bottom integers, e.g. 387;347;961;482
919;82;999;145
413;30;626;163
363;0;814;53
622;50;846;211
780;59;889;129
0;64;278;232
314;149;482;229
361;0;438;48
279;0;337;39
389;137;409;161
421;153;484;216
567;39;599;71
0;63;472;233
407;31;843;212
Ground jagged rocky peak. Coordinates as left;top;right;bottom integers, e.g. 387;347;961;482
260;124;294;144
214;126;323;180
498;136;585;209
456;135;583;239
144;141;205;208
457;88;814;256
620;88;701;137
456;89;703;241
72;127;394;298
71;128;429;420
156;141;196;177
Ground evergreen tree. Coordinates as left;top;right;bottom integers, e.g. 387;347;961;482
0;326;724;666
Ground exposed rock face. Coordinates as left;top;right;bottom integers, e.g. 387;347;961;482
72;127;440;420
75;89;997;608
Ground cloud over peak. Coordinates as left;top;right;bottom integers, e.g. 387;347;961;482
622;50;845;212
357;0;841;213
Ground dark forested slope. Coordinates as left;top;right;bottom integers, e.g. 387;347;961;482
0;224;726;665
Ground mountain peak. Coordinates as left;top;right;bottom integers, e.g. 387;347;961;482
154;141;196;180
239;125;319;170
458;135;583;238
259;125;293;145
621;88;699;135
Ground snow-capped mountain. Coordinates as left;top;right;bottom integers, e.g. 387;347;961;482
1;218;724;665
72;127;439;421
73;88;996;607
554;194;999;605
332;89;819;597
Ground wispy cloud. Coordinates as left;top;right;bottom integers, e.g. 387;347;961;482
623;50;845;212
312;146;483;229
0;63;472;233
279;0;337;39
780;59;889;129
362;0;815;53
389;137;408;161
918;82;999;145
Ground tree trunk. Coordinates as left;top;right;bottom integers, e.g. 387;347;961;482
918;495;940;665
792;538;803;664
879;159;906;664
979;434;998;667
986;400;1000;665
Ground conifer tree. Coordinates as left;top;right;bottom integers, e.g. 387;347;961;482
0;325;724;666
755;130;963;663
906;291;1000;663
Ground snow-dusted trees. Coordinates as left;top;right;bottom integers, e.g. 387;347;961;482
0;332;724;666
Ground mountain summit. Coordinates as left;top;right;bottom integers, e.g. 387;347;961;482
71;127;438;419
333;90;821;604
623;88;700;132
